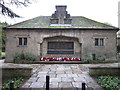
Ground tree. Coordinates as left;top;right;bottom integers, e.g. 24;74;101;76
0;22;8;52
0;0;32;18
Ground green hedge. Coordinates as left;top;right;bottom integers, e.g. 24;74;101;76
14;52;37;61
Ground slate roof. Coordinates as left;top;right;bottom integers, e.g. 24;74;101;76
5;16;118;30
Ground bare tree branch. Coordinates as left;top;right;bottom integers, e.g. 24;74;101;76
0;3;20;18
0;0;32;18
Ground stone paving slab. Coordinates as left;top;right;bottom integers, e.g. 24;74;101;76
30;82;45;88
59;82;73;87
1;60;118;90
61;77;73;82
50;78;61;83
21;64;104;89
73;77;87;82
37;77;46;82
72;82;84;88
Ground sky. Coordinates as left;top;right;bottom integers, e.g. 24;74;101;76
1;0;120;27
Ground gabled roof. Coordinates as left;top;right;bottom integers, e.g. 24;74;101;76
5;16;118;30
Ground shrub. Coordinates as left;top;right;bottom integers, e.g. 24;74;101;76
117;53;120;57
83;55;92;63
24;53;37;61
98;76;120;90
92;53;96;60
97;56;106;61
83;54;106;63
14;52;37;61
14;52;22;60
2;77;24;89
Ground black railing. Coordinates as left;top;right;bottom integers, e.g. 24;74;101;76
9;75;86;90
10;81;14;90
46;75;50;90
82;82;86;90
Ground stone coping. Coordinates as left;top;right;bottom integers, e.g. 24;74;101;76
89;66;119;69
2;67;32;70
14;61;85;64
89;66;120;76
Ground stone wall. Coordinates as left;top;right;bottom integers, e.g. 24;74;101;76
2;67;32;79
89;67;120;76
5;29;117;62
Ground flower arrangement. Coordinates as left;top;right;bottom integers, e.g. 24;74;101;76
40;57;81;61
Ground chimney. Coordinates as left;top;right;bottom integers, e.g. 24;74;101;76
50;5;72;25
56;6;67;24
56;5;67;12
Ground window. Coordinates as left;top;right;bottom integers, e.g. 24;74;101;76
18;37;27;46
47;42;74;54
95;38;104;46
19;38;22;45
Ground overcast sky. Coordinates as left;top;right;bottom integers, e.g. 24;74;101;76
1;0;119;27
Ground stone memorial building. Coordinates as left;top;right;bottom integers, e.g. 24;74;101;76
4;5;119;62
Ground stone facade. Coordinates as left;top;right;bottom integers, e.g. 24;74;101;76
4;5;118;62
5;29;117;62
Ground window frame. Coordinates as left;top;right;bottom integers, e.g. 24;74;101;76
18;37;28;46
95;38;104;46
47;41;74;54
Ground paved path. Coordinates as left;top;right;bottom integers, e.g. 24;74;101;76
22;64;103;90
1;60;118;90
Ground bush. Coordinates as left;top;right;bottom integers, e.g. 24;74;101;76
117;53;120;58
14;52;37;61
97;56;106;61
2;77;24;89
92;53;96;60
83;54;106;63
83;55;92;63
98;76;120;90
24;53;37;61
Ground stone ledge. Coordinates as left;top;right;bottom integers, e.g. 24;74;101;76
89;67;120;76
14;61;85;64
1;67;32;79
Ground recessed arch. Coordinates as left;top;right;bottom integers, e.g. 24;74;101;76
40;35;82;58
